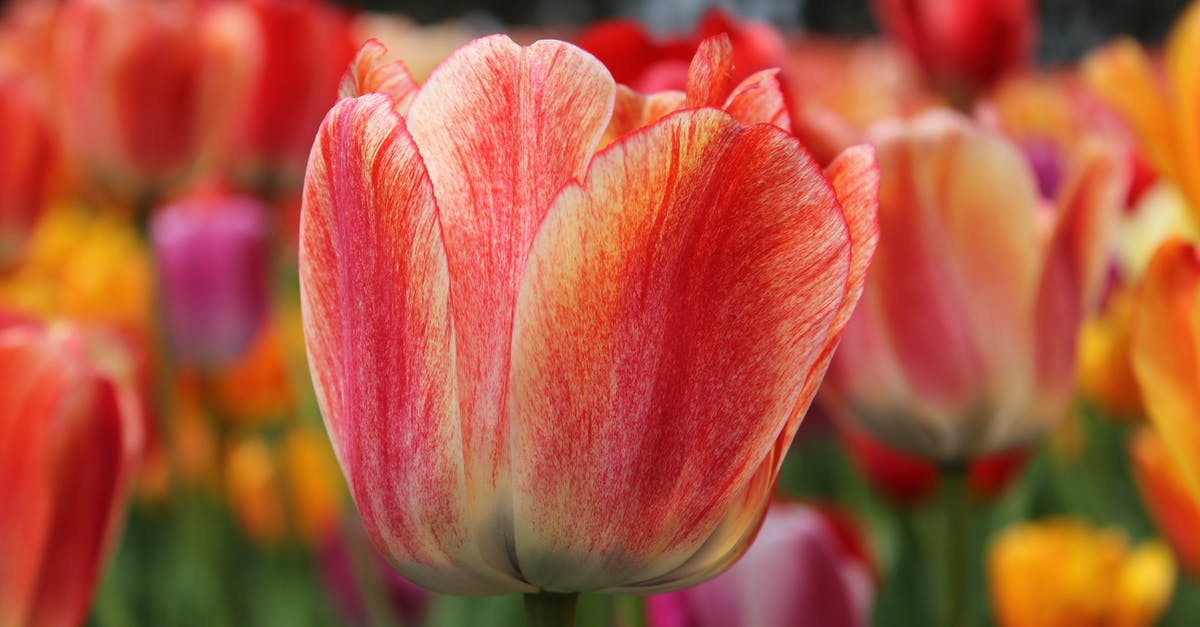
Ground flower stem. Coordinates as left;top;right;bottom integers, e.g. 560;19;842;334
940;463;971;627
524;592;578;627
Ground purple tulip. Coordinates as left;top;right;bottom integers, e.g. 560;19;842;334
151;193;269;366
646;502;875;627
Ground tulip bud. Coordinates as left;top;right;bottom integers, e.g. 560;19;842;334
824;110;1122;461
0;73;58;269
151;193;268;367
0;319;143;627
645;502;875;627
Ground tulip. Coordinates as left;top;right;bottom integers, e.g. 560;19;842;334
0;319;143;627
235;0;357;184
576;8;786;94
299;33;879;610
872;0;1035;96
988;518;1175;627
1131;240;1200;507
53;0;256;201
823;109;1122;461
0;72;58;269
1085;1;1200;219
645;502;875;627
1129;426;1200;574
150;192;269;367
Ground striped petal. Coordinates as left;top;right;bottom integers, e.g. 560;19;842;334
299;94;525;593
1132;240;1200;507
402;35;614;573
338;39;420;114
685;35;733;108
722;68;790;130
508;108;853;591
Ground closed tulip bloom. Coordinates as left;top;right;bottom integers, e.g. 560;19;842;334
823;110;1122;461
235;0;357;182
873;0;1035;95
151;193;269;367
645;502;875;627
300;36;879;596
0;320;143;627
53;0;255;199
0;72;58;269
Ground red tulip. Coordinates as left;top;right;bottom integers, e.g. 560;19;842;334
0;71;58;269
841;421;1029;504
300;36;879;594
235;0;357;183
0;319;143;627
53;0;255;199
824;110;1122;460
645;502;875;627
873;0;1036;95
576;8;786;94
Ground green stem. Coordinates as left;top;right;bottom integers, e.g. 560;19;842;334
940;464;971;627
523;592;578;627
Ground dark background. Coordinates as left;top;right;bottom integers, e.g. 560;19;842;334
343;0;1192;64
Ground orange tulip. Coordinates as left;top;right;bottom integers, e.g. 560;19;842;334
823;110;1123;460
0;319;143;627
1085;0;1200;219
300;36;879;594
1131;240;1200;507
988;518;1174;627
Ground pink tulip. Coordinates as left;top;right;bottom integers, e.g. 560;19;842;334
299;36;879;594
646;502;875;627
0;319;143;627
823;109;1122;460
150;191;269;367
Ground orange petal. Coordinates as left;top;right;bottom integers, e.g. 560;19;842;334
299;94;526;594
403;35;614;571
1083;39;1178;189
1165;1;1200;214
1132;240;1200;507
508;109;855;591
600;84;685;149
338;39;419;114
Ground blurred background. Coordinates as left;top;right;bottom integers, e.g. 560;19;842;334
4;0;1200;626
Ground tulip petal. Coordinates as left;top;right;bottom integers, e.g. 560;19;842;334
509;108;852;591
0;331;63;626
600;85;685;149
1083;40;1177;189
25;377;126;627
722;69;790;130
338;39;420;114
685;35;733;108
1031;142;1123;427
1132;240;1200;506
299;94;526;593
403;35;615;572
1166;1;1200;213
